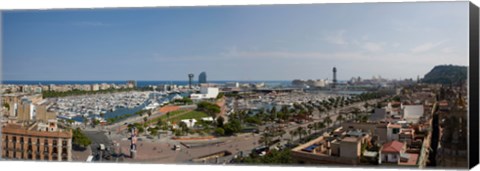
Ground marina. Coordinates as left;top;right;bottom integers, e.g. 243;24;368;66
49;91;190;122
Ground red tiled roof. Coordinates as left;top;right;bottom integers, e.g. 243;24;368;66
382;141;404;153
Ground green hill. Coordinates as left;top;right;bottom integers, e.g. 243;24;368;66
422;65;467;85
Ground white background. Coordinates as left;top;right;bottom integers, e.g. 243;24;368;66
0;0;479;171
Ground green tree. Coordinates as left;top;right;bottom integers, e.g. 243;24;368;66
82;116;88;127
289;130;296;142
178;122;189;135
224;120;242;136
156;119;164;127
216;116;225;128
147;110;152;117
215;127;225;136
278;129;286;142
336;114;344;125
307;124;314;135
324;116;332;128
136;110;144;117
295;127;304;141
148;127;159;137
216;92;225;99
66;119;75;126
316;122;325;133
3;102;10;111
259;132;272;146
270;106;277;121
92;118;100;128
72;128;92;147
197;101;221;118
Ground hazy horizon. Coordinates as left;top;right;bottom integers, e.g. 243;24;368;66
2;2;469;81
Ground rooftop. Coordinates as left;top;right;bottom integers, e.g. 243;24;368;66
381;141;404;153
342;137;360;143
1;123;72;138
387;124;402;129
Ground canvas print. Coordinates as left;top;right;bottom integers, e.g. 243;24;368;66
0;1;474;169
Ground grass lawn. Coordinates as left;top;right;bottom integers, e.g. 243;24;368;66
169;111;209;123
146;110;209;125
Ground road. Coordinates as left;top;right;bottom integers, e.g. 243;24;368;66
273;98;386;146
83;130;113;161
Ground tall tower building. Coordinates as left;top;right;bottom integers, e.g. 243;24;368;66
332;67;337;89
199;72;207;84
188;73;194;89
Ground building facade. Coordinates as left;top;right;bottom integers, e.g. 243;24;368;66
1;122;73;161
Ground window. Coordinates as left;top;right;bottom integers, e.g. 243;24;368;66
392;128;400;134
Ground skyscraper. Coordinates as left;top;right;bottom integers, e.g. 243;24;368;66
199;72;207;84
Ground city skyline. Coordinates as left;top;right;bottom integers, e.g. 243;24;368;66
2;2;469;81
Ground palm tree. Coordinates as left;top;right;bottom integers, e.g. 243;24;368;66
296;127;304;142
178;122;189;135
336;114;344;125
156;119;164;127
307;108;314;120
352;107;361;122
289;130;296;143
364;102;370;111
307;124;314;135
278;129;286;141
324;116;332;128
318;122;325;131
299;128;307;143
143;117;148;124
82;116;88;127
270;106;277;121
259;132;272;147
147;110;153;117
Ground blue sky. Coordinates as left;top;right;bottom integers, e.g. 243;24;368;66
2;2;469;81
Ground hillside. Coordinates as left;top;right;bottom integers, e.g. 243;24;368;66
422;65;468;85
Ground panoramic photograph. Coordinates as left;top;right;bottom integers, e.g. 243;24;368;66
0;1;471;169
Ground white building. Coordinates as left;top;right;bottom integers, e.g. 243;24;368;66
180;119;197;128
403;105;424;123
313;79;329;88
379;141;405;164
190;87;219;100
91;84;100;91
225;82;240;88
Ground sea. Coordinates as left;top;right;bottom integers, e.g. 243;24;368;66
1;80;292;88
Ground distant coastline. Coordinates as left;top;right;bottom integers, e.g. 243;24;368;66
1;80;294;87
